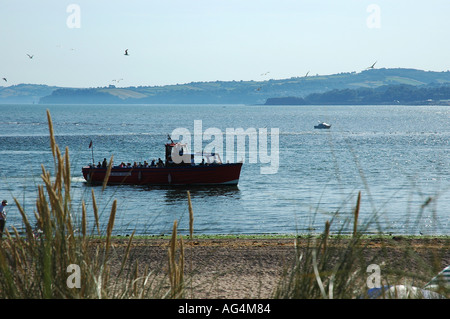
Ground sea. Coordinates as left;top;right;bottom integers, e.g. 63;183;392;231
0;103;449;237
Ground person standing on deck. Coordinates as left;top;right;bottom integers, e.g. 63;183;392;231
0;200;8;238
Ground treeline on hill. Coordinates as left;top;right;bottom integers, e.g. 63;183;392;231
39;88;125;104
38;86;263;104
265;84;450;105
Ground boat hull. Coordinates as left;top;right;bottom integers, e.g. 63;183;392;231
82;163;243;186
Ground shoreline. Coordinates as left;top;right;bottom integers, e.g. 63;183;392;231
115;233;450;240
107;235;449;299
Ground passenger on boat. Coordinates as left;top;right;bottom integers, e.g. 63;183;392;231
102;158;107;168
157;158;164;167
150;159;156;167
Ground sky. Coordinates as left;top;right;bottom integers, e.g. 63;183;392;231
0;0;449;88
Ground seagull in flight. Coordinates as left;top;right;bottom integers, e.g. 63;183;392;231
2;78;7;82
367;61;377;69
124;49;129;56
261;71;270;76
26;54;34;59
304;71;310;77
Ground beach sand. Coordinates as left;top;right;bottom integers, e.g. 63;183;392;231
107;236;449;299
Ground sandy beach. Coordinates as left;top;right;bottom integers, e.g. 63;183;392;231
107;236;450;299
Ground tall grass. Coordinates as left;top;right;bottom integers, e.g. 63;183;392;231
0;110;174;298
274;192;368;298
167;221;184;298
273;191;449;299
0;110;117;298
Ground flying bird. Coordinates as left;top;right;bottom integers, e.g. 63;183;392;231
124;49;129;56
304;71;310;77
26;54;34;59
2;78;7;82
261;71;270;76
367;61;377;69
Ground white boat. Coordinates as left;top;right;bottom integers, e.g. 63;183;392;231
314;121;331;129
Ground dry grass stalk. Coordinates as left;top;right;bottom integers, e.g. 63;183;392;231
168;220;185;298
13;197;34;242
102;156;114;192
187;191;194;239
323;220;330;254
353;191;361;237
63;147;71;201
105;199;117;259
46;109;56;159
133;260;139;296
91;189;101;236
118;230;135;277
311;249;327;299
81;200;87;238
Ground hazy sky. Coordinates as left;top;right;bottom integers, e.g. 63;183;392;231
1;0;449;88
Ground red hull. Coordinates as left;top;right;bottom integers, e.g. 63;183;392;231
82;163;243;186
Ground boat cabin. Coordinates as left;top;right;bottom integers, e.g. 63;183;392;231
165;142;222;166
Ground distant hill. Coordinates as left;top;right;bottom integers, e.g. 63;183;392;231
265;83;450;105
2;68;450;104
0;84;61;104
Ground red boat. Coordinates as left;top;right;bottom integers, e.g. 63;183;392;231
82;139;243;186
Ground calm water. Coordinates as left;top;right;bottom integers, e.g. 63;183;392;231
0;104;449;236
